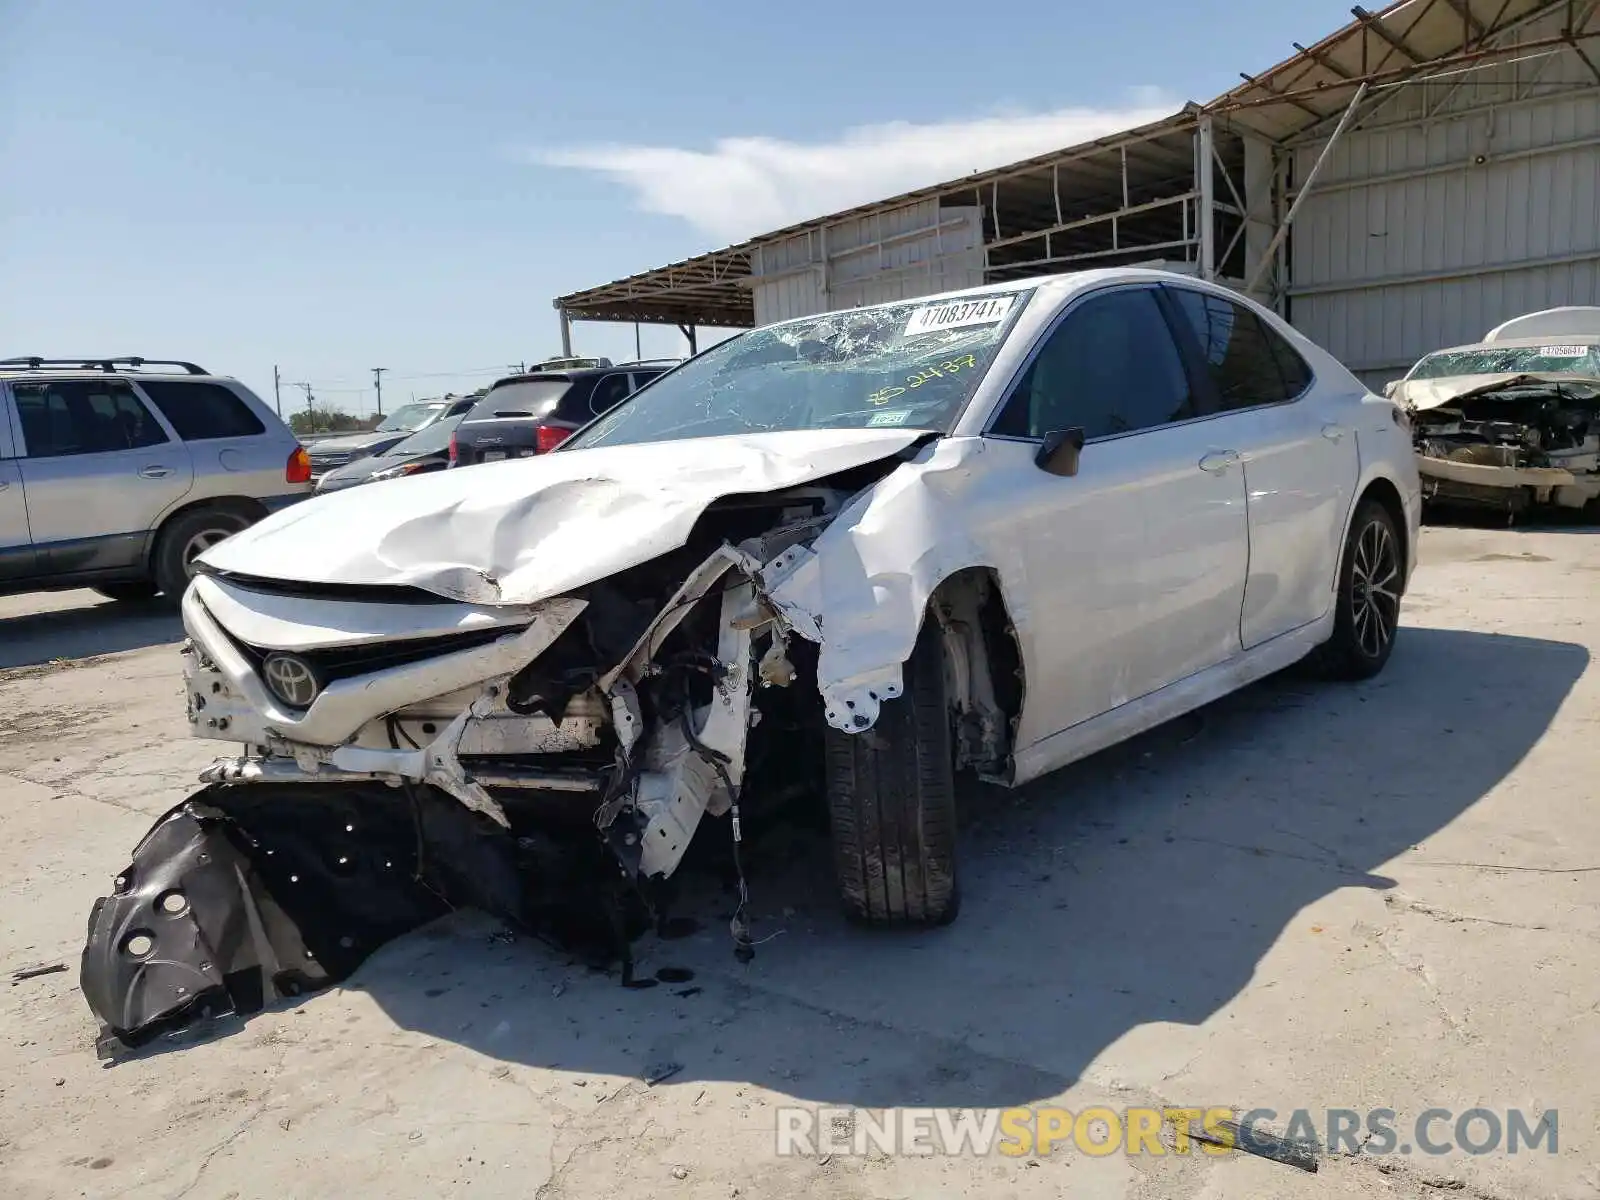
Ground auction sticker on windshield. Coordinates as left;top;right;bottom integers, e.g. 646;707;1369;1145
867;408;912;426
904;296;1014;338
1539;345;1588;357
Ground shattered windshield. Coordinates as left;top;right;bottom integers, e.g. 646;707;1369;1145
1409;343;1600;380
564;290;1035;449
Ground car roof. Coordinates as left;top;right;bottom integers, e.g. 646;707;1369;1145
0;367;242;384
746;267;1247;336
486;363;671;390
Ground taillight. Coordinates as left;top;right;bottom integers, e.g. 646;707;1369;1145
535;424;571;454
286;446;311;484
448;432;458;464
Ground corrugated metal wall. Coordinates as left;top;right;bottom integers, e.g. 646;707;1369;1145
1289;10;1600;389
750;199;985;324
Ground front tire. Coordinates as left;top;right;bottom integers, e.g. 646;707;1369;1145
823;620;960;926
1318;499;1403;680
153;508;252;600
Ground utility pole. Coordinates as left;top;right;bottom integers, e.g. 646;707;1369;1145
291;382;314;429
272;365;282;416
371;367;387;416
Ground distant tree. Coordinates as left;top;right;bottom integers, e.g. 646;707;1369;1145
288;407;362;435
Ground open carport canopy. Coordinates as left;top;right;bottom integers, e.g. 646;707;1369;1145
552;0;1590;331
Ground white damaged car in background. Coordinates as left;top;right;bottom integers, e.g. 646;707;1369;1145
81;269;1421;1054
1390;307;1600;521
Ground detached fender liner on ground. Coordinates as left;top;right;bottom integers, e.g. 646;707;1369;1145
80;782;622;1056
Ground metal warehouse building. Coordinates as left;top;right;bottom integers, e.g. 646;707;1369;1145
554;0;1600;388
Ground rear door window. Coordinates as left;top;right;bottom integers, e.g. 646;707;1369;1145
14;380;170;457
136;380;266;440
587;372;634;416
1165;288;1314;410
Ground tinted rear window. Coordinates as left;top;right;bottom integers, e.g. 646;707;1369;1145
463;379;571;421
137;380;266;440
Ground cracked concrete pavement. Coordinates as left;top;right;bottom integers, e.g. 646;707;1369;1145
1;522;1598;1199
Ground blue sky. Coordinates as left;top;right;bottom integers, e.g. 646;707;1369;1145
2;0;1356;416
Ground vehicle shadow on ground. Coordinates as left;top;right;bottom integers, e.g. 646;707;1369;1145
1426;506;1600;534
343;624;1584;1110
0;600;182;670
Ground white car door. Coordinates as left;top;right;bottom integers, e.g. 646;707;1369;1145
1163;286;1361;649
976;283;1251;749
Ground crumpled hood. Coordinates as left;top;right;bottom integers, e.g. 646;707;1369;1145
201;428;931;604
1399;371;1600;411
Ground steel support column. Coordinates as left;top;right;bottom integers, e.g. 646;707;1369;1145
1246;81;1370;296
1197;115;1216;279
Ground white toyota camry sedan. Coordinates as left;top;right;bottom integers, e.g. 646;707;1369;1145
82;268;1421;1052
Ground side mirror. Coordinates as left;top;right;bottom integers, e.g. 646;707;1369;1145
1382;380;1400;398
1035;427;1086;477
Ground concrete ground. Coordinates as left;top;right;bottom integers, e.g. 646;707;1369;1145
1;522;1597;1200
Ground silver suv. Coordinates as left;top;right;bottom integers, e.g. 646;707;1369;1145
0;357;312;603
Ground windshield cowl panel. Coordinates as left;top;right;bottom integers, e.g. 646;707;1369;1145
565;290;1036;451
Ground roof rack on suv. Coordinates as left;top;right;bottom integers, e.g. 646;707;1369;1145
528;356;612;371
0;356;209;376
618;357;683;367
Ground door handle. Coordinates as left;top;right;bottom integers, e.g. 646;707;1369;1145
1198;450;1240;474
1321;423;1346;442
138;465;174;479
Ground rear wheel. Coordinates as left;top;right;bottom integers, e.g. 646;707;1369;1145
153;508;252;600
93;581;160;603
1316;499;1403;680
823;619;960;926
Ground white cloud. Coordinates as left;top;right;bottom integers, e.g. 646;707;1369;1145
533;92;1176;244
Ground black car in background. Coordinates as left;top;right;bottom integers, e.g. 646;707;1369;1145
305;395;478;481
449;361;676;467
313;413;464;493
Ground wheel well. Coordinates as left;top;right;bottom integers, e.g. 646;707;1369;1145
1357;477;1409;588
145;496;267;569
927;567;1024;777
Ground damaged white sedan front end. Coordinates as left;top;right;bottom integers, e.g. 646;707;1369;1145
80;349;1013;1053
81;270;1420;1054
1395;337;1600;519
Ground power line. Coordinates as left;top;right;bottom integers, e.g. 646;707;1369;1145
386;366;516;381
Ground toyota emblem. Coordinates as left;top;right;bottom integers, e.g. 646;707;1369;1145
262;653;321;708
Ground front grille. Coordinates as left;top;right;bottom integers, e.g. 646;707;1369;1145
309;450;354;467
234;626;515;688
205;571;459;605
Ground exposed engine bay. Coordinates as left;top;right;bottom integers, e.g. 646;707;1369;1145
80;434;1022;1055
1405;374;1600;517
